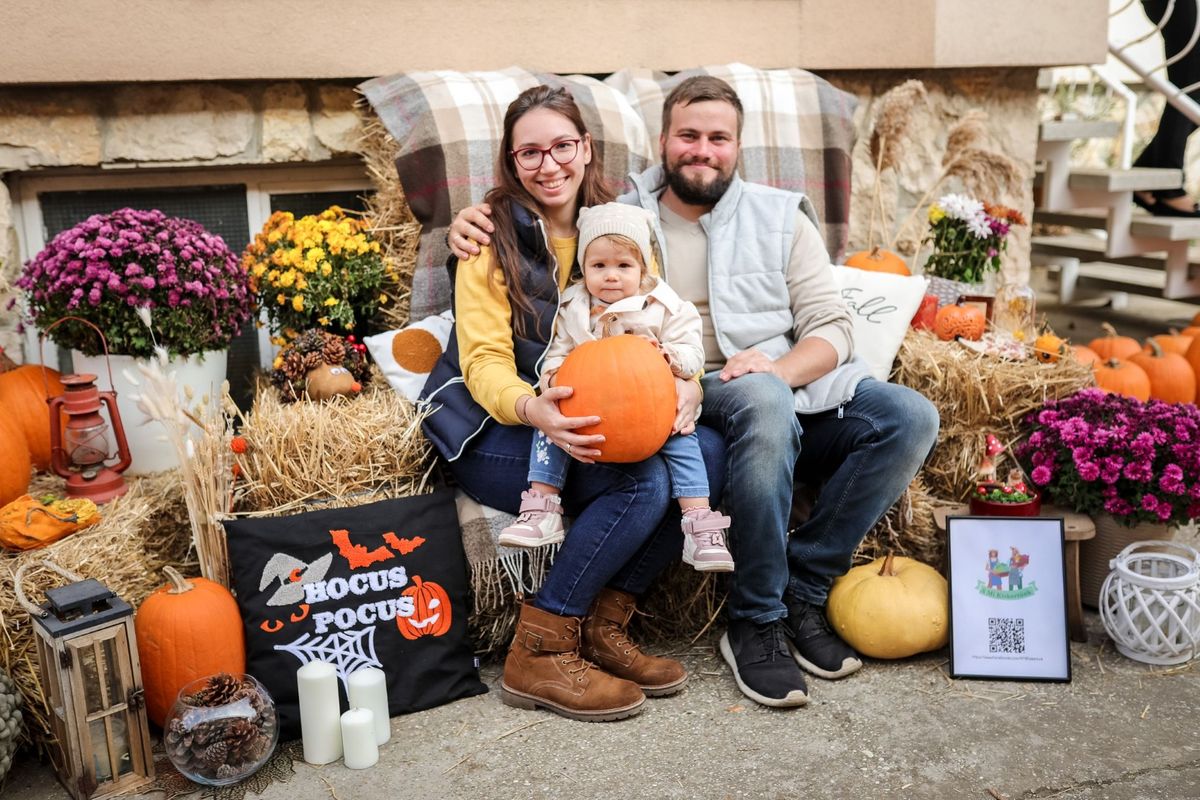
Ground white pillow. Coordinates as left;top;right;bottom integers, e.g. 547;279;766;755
364;310;454;403
831;266;928;381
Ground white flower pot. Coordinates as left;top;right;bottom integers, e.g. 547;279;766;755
70;350;228;475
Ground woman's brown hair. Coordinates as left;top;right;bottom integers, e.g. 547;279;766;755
484;85;614;332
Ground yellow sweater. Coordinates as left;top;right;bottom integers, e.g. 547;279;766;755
454;237;577;425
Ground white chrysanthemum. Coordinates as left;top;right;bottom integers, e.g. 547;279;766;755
967;214;992;238
938;193;984;222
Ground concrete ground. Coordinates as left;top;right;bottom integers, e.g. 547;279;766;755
5;612;1199;800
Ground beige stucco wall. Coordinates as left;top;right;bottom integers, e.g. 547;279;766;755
0;0;1106;83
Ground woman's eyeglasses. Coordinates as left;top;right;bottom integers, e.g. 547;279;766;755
510;139;581;171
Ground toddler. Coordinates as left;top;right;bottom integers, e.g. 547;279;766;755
498;203;733;572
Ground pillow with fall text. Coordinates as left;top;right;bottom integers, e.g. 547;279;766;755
832;266;927;381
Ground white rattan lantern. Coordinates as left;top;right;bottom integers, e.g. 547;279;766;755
1099;541;1200;665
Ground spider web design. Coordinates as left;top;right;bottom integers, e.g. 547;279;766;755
273;628;383;690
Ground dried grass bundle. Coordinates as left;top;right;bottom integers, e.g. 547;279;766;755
943;109;990;166
942;147;1027;204
892;330;1094;501
358;105;423;331
232;374;437;516
2;473;192;750
866;80;929;250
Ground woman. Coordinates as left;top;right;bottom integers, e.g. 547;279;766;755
420;85;724;722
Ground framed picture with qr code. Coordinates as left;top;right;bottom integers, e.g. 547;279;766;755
946;516;1071;682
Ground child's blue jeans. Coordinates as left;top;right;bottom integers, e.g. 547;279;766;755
528;429;710;500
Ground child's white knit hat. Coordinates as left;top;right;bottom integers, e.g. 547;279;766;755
576;203;657;269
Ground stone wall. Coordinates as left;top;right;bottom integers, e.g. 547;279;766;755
0;80;365;361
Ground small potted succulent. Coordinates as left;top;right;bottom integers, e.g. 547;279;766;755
969;478;1041;517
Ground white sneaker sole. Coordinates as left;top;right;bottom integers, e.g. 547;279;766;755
786;639;863;680
682;551;734;572
498;530;565;549
718;633;808;708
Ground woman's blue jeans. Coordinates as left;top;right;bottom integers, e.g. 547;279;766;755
446;422;725;617
699;373;939;623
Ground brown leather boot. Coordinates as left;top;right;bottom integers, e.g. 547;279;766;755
582;588;688;697
500;601;645;722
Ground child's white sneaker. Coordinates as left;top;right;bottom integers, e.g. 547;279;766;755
498;490;566;548
681;508;734;572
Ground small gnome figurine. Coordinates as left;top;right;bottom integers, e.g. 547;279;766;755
305;363;362;401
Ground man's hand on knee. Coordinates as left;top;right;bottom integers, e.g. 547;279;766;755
718;349;780;382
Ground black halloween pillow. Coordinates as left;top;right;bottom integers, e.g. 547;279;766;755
224;490;486;739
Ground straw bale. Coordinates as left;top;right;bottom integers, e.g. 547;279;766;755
232;374;437;515
359;106;423;331
1;473;192;752
891;329;1095;501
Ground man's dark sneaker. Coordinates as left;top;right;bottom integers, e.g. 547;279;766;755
718;618;808;707
784;599;863;679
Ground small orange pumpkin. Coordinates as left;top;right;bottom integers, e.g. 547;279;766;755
1033;333;1068;364
135;567;246;727
845;246;911;276
1088;322;1141;361
1129;340;1196;404
396;576;452;640
934;300;987;341
1145;330;1193;357
1093;358;1151;402
1072;344;1101;367
1185;337;1200;403
556;335;676;463
0;365;66;471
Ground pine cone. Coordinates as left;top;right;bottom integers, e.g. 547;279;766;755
322;338;346;365
282;351;305;380
225;718;269;766
301;351;324;372
293;329;326;354
197;673;243;707
203;740;229;767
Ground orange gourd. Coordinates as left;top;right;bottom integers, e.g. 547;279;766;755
1145;330;1193;357
845;246;911;276
0;365;66;471
1129;340;1196;404
396;576;453;640
1088;322;1141;361
1033;333;1068;364
1072;345;1101;367
0;410;32;507
555;335;676;463
135;567;246;727
1093;358;1151;402
934;300;986;341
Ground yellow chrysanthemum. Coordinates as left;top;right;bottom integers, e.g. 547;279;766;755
276;293;286;305
323;297;338;307
292;295;304;312
379;293;389;304
273;356;283;369
928;205;946;223
318;316;331;326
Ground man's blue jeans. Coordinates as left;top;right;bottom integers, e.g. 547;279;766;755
699;373;939;623
446;421;725;617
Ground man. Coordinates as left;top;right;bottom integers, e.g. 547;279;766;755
449;76;940;708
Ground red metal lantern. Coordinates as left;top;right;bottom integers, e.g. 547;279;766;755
41;318;132;504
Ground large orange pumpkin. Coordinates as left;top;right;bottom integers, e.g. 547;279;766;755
0;409;32;508
934;300;986;341
1088;323;1141;361
1145;331;1193;357
135;567;246;727
1185;337;1200;403
1129;340;1196;404
396;576;452;640
1093;358;1151;402
0;364;66;471
555;335;676;463
1072;344;1101;368
845;246;911;276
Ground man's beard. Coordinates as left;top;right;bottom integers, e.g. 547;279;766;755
663;157;734;206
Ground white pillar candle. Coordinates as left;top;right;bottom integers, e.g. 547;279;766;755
346;667;390;746
340;708;379;769
297;661;343;765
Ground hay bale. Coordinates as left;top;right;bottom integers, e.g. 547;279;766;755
1;474;192;751
892;329;1094;501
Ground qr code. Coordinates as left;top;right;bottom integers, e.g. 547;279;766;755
988;617;1025;653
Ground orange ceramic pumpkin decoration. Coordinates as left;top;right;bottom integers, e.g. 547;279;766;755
0;364;66;471
1129;340;1196;404
0;410;32;508
934;301;986;341
555;335;676;463
1145;331;1193;357
1088;322;1141;361
1093;358;1151;402
135;566;246;727
1072;345;1101;367
396;576;452;640
845;246;911;276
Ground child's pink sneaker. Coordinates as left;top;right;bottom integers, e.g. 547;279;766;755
498;490;565;548
681;508;734;572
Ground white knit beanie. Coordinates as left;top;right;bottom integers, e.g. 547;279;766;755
576;203;657;270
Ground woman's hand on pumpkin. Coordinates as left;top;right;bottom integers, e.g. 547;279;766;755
448;203;495;260
522;386;604;462
673;377;701;435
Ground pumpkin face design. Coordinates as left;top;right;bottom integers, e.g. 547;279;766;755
396;576;452;640
934;302;986;341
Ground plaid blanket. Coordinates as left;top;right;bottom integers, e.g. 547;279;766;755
455;490;559;614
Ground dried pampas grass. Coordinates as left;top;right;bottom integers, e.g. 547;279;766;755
942;147;1028;205
943;109;990;166
866;80;929;250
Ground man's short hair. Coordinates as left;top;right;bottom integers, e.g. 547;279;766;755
661;76;744;138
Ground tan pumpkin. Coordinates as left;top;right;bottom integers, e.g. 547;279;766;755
1072;344;1101;368
1093;358;1151;402
826;554;948;659
0;409;32;508
1032;332;1068;364
844;246;911;276
0;365;66;471
1087;322;1141;361
135;567;246;727
1145;330;1193;357
1129;340;1196;404
934;300;986;341
556;335;676;463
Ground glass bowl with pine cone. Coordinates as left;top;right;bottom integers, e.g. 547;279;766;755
164;673;278;786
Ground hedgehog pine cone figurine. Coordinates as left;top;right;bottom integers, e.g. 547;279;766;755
271;329;370;402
